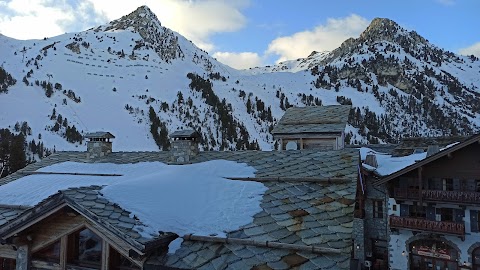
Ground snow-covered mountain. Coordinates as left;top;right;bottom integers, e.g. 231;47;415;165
1;6;479;153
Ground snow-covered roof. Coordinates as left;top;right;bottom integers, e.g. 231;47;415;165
0;148;359;269
359;134;480;183
85;131;115;139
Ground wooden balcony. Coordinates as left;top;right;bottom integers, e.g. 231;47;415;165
394;188;480;204
389;216;465;236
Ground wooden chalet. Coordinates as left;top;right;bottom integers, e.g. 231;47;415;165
360;134;480;270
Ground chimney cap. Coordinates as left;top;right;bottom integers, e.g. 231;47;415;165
170;129;200;139
85;131;116;139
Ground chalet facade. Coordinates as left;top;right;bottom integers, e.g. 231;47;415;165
271;105;351;151
360;134;480;270
0;122;361;270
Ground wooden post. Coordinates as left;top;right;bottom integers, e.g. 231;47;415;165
300;138;304;150
418;167;423;205
59;235;67;269
279;139;283;151
102;240;110;270
15;245;30;270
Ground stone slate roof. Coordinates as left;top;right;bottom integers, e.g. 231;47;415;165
170;129;200;138
156;179;355;269
61;186;159;245
0;206;27;227
0;148;358;269
85;131;116;139
272;106;351;135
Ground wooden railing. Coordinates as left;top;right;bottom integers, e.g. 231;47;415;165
394;188;480;204
389;216;464;235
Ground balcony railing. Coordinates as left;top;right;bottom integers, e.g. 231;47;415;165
389;216;465;235
394;188;480;204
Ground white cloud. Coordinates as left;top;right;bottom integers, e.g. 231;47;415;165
0;0;80;39
213;52;263;70
266;14;369;63
459;42;480;57
0;0;249;52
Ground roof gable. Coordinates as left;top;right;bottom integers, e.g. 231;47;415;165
0;187;175;255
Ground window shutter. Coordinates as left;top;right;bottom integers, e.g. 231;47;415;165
400;204;409;217
454;209;464;222
471;210;479;232
453;179;461;191
426;206;436;221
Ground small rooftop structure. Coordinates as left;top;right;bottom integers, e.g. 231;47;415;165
85;131;115;159
170;129;200;163
85;131;115;140
271;105;351;151
170;129;200;140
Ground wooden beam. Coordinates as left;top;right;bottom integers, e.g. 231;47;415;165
59;235;67;270
102;240;109;270
183;234;342;254
226;177;350;183
419;167;423;205
16;244;30;270
19;171;123;177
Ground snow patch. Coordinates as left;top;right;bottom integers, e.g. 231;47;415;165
0;161;267;253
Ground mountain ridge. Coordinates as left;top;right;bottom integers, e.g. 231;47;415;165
0;6;479;158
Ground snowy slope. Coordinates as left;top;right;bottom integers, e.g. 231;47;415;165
0;7;479;152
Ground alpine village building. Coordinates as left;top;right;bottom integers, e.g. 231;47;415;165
0;105;361;270
0;105;478;270
360;134;480;270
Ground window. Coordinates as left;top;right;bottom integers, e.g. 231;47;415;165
443;178;453;191
438;208;454;222
32;240;60;263
392;205;397;211
109;247;140;270
67;228;102;269
0;258;15;270
471;210;480;232
373;200;383;218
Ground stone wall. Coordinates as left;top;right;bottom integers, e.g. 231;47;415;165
364;180;388;260
87;141;112;159
171;140;198;163
353;217;366;264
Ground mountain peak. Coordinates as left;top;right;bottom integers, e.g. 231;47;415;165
359;17;401;41
129;5;159;24
358;17;427;46
103;5;163;33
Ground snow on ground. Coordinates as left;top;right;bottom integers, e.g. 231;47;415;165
0;160;267;252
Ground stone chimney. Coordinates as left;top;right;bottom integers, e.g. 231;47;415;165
364;153;378;168
170;129;200;163
426;145;440;157
85;132;115;159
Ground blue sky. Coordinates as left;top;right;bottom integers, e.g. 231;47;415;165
0;0;479;69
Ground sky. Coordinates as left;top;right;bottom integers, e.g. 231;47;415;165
0;0;479;69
